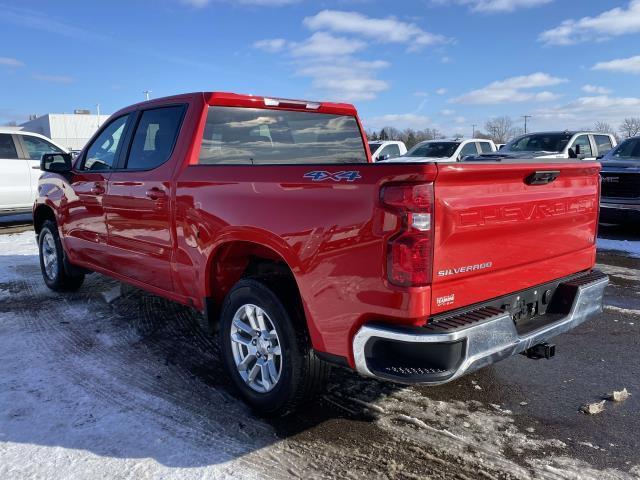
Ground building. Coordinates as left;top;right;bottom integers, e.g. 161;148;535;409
20;111;111;151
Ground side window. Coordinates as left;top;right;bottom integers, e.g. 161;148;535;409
21;135;63;160
479;142;493;153
83;115;130;171
594;135;613;156
126;106;185;170
459;142;478;158
378;144;401;159
571;135;593;158
0;134;18;159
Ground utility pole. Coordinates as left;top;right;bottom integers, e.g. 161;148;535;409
522;115;532;134
472;124;477;137
143;90;152;101
96;103;101;128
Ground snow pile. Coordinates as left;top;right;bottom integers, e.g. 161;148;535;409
597;238;640;258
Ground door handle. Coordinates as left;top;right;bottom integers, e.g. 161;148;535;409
146;187;167;200
90;183;105;195
525;170;560;185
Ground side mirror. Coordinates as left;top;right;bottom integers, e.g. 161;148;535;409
596;155;604;160
378;154;390;161
41;152;73;174
574;144;581;155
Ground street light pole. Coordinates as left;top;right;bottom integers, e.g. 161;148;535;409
522;115;532;134
143;90;152;101
472;124;477;137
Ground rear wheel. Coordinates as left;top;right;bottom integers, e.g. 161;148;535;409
38;220;84;292
219;278;330;415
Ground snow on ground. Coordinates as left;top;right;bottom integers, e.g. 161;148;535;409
598;238;640;259
1;230;639;479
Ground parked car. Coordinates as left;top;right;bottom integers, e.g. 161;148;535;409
368;140;407;161
0;129;67;214
382;138;496;163
599;136;640;224
475;131;616;161
34;92;608;415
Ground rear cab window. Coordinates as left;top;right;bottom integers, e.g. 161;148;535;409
198;107;367;165
125;105;185;170
594;135;613;157
478;142;493;153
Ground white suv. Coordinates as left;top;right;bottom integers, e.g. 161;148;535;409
383;138;496;163
0;129;67;214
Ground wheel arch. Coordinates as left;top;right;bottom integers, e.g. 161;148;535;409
204;236;317;344
33;203;57;235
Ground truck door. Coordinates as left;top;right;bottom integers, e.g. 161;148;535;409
0;134;31;211
63;114;132;266
104;105;186;292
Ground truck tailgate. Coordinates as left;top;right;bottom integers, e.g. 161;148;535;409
431;162;600;314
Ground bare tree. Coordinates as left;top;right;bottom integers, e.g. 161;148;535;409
619;117;640;139
593;121;614;134
485;116;514;144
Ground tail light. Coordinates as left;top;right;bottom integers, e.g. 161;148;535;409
381;183;434;287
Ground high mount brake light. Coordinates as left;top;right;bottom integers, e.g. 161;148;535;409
381;183;435;287
263;97;321;110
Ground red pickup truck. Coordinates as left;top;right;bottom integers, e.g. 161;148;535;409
34;92;608;414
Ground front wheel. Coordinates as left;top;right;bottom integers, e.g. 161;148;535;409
219;279;330;416
38;220;84;292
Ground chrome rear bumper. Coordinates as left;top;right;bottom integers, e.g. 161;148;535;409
352;271;608;384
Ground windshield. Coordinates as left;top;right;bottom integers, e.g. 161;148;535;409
605;137;640;161
504;133;573;153
199;106;367;165
407;142;460;158
368;143;381;154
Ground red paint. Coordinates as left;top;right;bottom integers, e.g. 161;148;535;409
34;92;601;369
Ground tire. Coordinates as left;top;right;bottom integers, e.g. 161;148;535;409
38;220;85;292
219;278;330;416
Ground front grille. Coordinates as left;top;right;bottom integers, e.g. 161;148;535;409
601;173;640;199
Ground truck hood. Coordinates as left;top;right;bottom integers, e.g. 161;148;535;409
601;160;640;172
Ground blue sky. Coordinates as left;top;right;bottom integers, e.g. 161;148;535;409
1;0;640;136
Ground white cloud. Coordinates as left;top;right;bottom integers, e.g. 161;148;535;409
440;109;455;115
539;0;640;45
436;88;447;95
455;116;466;124
32;74;74;84
253;38;287;53
534;94;640;129
366;113;432;130
582;84;612;94
414;91;429;97
290;32;366;57
439;0;552;13
0;57;24;68
296;59;390;101
303;10;451;49
451;72;566;104
592;55;640;74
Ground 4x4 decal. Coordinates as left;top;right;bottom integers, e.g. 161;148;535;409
304;171;362;182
